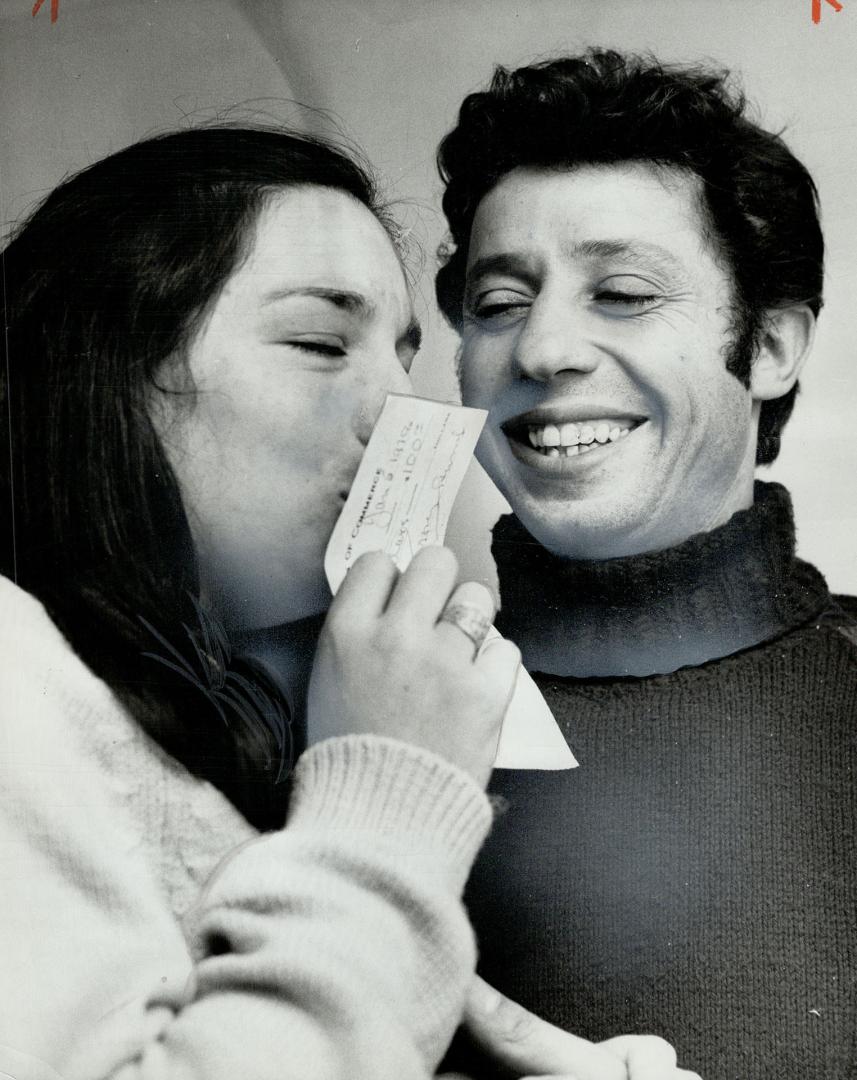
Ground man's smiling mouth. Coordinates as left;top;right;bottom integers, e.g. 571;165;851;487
526;418;636;455
502;412;647;461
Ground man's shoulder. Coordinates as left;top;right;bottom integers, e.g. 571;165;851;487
818;592;857;651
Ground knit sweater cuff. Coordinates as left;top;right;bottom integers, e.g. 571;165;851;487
287;735;493;895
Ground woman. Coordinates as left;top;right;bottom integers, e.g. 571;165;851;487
0;125;520;1079
1;125;696;1080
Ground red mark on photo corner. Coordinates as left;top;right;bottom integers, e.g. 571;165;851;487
32;0;59;23
813;0;843;23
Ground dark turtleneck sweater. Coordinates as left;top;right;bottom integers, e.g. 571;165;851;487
448;482;857;1080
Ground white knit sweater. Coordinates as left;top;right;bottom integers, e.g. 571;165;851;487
0;576;492;1080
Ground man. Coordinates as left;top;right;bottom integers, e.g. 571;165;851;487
435;50;857;1079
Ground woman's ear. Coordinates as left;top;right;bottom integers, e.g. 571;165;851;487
750;303;816;402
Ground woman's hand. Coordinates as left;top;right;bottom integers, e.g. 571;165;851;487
452;976;703;1080
307;546;520;786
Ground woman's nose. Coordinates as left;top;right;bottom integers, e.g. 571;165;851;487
513;298;602;383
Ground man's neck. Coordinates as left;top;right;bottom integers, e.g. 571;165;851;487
493;481;829;678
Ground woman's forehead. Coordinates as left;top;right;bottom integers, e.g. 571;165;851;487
236;186;411;320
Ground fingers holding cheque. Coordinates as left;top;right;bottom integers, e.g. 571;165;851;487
322;392;575;773
307;546;521;786
457;976;703;1080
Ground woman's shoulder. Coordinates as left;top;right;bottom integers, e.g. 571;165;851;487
0;573;76;654
0;574;256;913
0;575;150;772
0;574;120;717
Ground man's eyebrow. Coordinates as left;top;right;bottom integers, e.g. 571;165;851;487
260;286;377;318
464;254;541;294
568;239;685;276
466;243;685;292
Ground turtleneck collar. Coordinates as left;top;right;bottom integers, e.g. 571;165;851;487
493;481;830;678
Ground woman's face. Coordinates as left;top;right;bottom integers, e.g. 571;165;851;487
152;186;419;629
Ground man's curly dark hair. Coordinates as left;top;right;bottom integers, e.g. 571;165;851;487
435;49;824;465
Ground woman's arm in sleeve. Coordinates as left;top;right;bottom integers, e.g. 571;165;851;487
115;735;492;1080
0;667;491;1080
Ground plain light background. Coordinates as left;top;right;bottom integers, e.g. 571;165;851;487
2;0;854;594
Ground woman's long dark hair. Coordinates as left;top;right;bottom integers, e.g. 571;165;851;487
1;126;383;829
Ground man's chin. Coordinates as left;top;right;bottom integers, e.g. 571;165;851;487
482;444;670;559
510;496;660;561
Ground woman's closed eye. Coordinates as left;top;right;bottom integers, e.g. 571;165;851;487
283;335;346;357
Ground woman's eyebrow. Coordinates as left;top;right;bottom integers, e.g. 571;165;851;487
260;286;377;318
260;285;419;349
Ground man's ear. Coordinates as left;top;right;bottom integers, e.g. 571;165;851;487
750;304;816;402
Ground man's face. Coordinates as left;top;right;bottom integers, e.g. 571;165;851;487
458;163;760;559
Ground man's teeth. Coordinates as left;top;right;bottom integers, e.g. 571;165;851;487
526;421;633;455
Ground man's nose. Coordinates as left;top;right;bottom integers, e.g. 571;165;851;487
352;353;414;446
512;297;601;383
